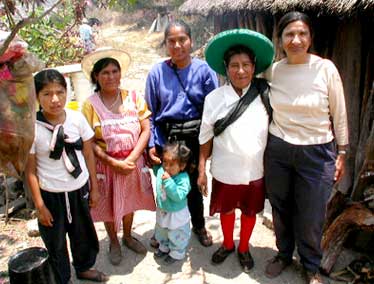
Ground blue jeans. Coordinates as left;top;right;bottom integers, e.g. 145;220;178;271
264;134;336;272
155;222;191;260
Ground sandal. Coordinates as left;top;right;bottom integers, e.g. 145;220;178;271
193;227;213;247
108;243;122;265
211;246;235;264
238;250;254;273
164;255;178;265
122;236;147;254
154;249;168;258
77;269;109;282
150;235;159;249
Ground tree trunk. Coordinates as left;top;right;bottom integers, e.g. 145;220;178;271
321;204;374;274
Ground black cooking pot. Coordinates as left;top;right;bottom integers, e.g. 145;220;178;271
8;247;57;284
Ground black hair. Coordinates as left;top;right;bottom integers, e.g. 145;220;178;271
164;20;192;42
90;57;121;92
88;17;101;26
277;11;313;40
223;44;256;67
34;69;67;95
163;141;191;167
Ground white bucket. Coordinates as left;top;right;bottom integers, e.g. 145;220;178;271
70;71;93;104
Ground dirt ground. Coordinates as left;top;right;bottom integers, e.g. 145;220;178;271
0;171;349;284
0;186;348;284
0;11;350;284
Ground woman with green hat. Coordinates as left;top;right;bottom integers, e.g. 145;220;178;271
198;29;274;272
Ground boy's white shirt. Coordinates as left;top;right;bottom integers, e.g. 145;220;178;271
30;108;94;192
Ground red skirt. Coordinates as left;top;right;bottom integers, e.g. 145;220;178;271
210;178;265;216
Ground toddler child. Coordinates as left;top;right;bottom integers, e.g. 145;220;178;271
153;141;192;264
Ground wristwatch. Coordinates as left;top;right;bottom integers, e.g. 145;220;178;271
338;150;347;155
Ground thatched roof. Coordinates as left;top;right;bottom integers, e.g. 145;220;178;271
150;0;173;8
179;0;374;16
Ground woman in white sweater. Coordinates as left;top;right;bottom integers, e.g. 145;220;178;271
264;11;349;284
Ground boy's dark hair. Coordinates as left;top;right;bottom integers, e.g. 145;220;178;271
34;69;67;95
163;141;191;166
88;17;101;26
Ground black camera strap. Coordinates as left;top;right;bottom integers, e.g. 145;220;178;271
213;78;270;136
169;59;203;114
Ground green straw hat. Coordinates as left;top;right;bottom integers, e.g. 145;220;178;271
205;29;274;75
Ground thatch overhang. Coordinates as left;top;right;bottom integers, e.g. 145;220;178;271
150;0;174;12
179;0;374;16
151;0;171;7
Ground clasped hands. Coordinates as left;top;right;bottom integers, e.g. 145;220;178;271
113;157;137;175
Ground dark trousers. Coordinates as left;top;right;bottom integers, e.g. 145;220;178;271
156;139;205;230
187;159;205;230
264;134;336;272
38;183;99;284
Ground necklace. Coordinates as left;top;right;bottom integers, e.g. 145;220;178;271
100;90;120;110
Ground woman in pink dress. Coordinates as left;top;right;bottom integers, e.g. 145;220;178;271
81;48;155;266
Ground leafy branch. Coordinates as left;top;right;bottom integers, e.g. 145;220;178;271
0;0;64;56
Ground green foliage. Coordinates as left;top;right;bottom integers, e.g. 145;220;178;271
17;4;85;67
106;0;141;11
171;0;184;6
107;0;183;11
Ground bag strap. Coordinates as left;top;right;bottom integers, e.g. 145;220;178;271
131;90;137;105
213;78;270;136
168;59;203;114
258;79;273;122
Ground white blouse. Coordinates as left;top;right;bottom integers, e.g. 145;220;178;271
199;84;269;185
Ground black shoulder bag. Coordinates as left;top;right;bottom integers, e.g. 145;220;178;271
213;78;271;137
162;61;202;141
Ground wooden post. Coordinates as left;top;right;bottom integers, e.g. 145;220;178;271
1;173;10;223
330;16;362;194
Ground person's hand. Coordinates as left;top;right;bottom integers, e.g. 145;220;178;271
148;147;161;165
113;158;136;175
162;171;171;180
197;172;208;197
36;205;53;227
334;154;346;182
89;189;100;208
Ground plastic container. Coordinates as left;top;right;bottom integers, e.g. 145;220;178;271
8;247;57;284
70;71;92;104
66;100;80;111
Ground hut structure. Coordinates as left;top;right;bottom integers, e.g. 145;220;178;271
148;0;174;33
180;0;374;277
149;0;174;12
